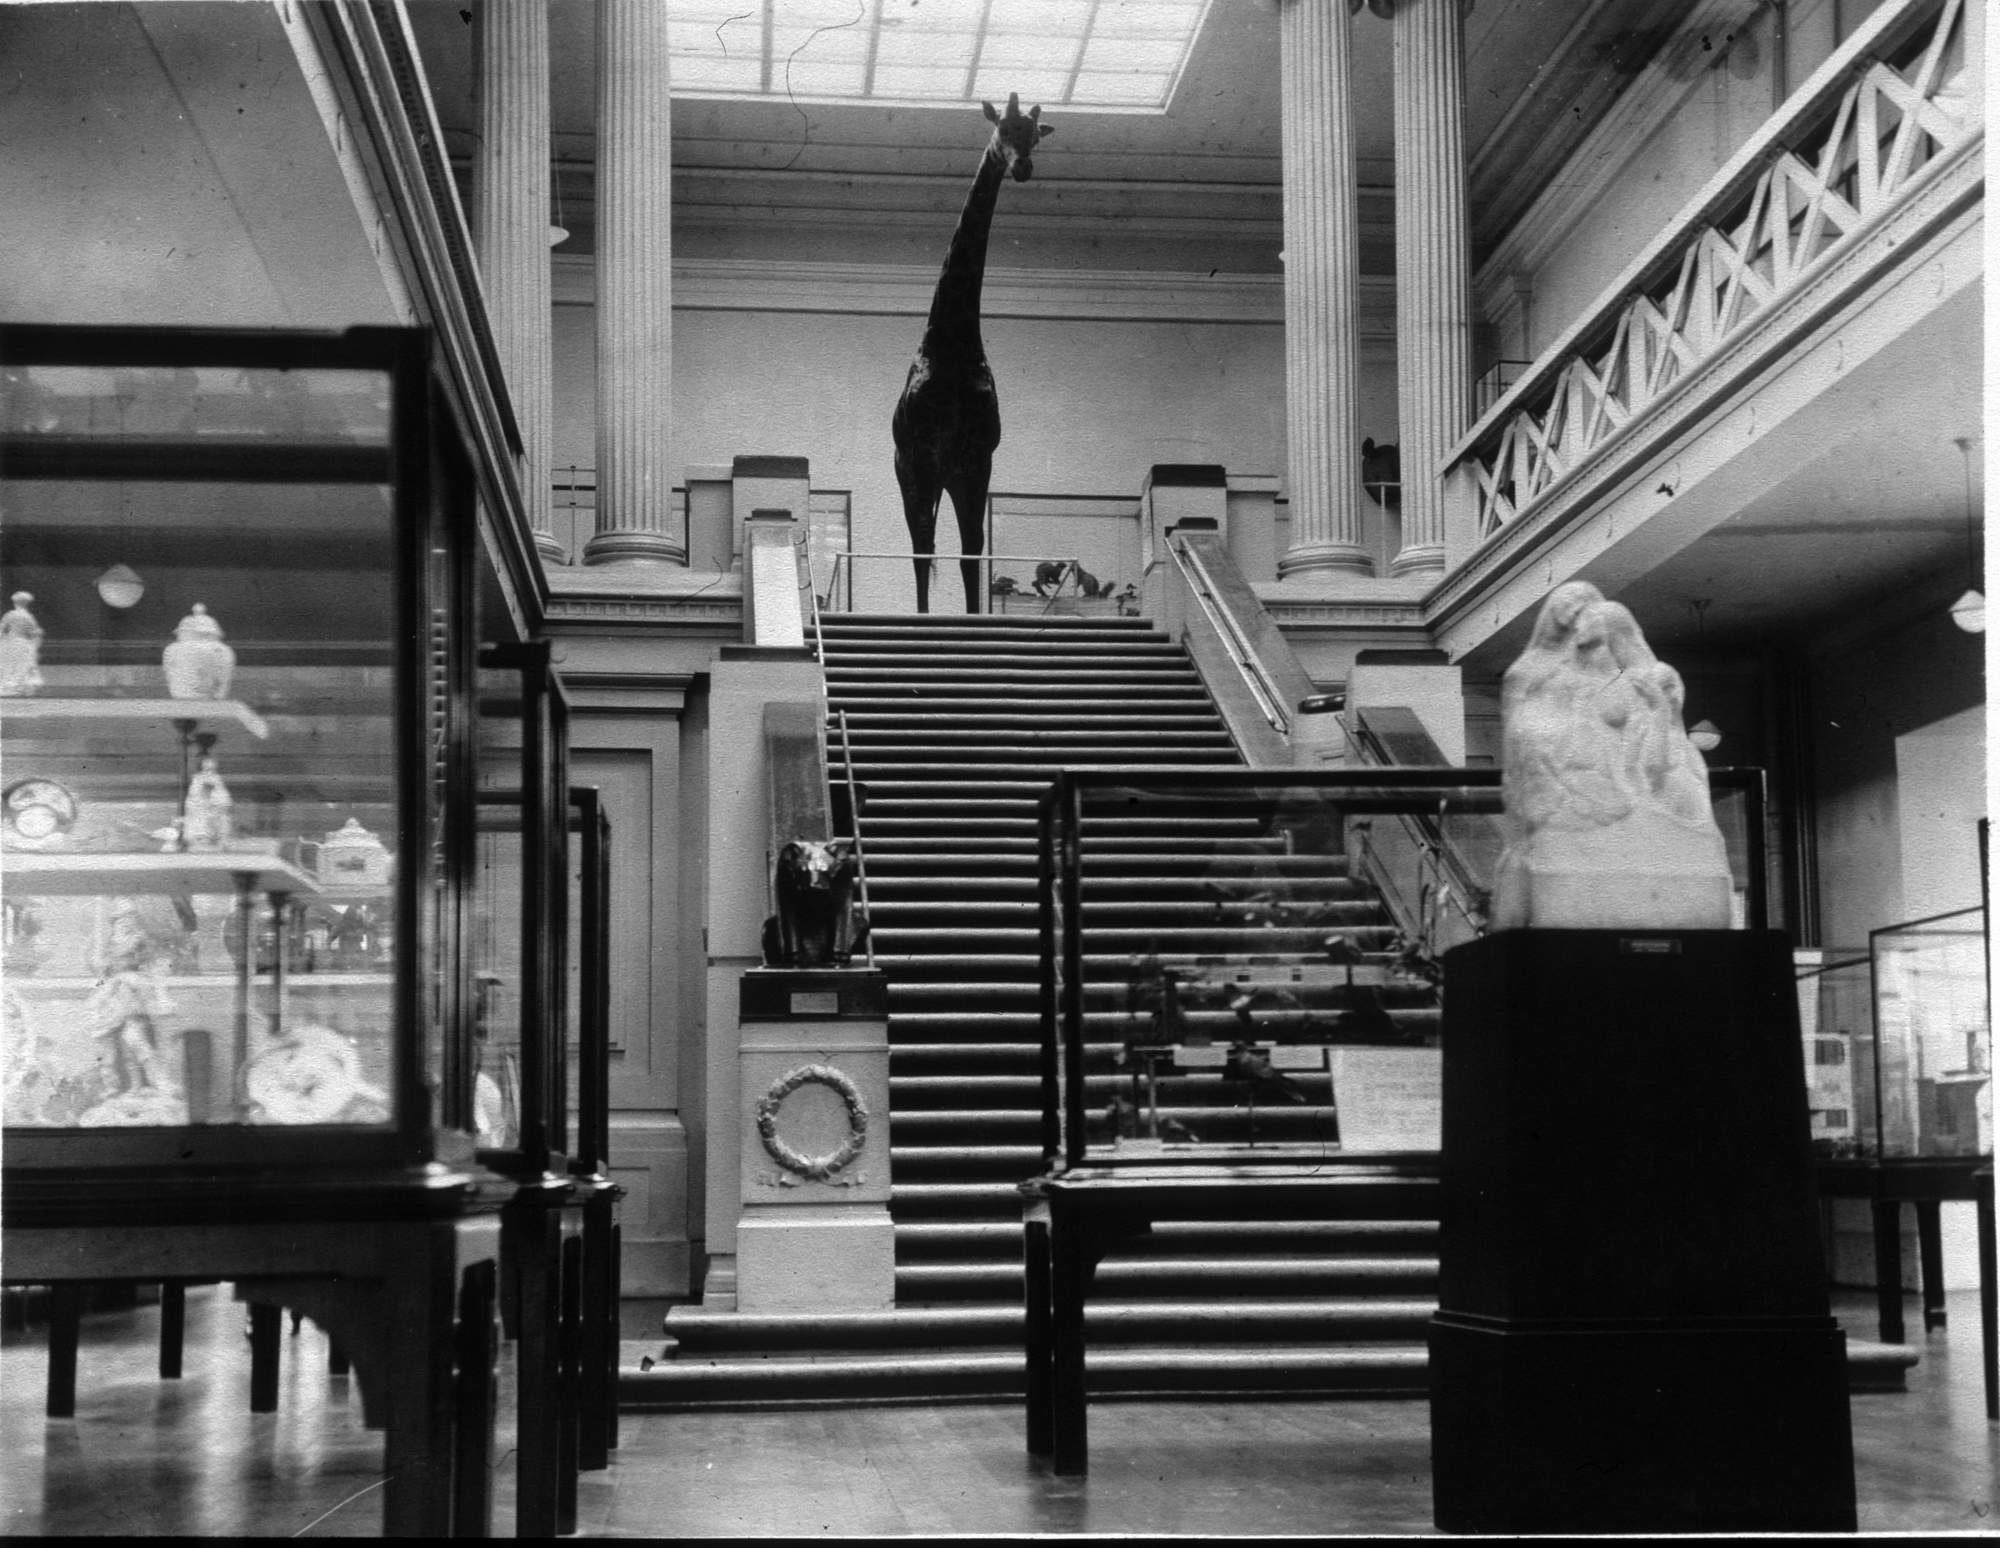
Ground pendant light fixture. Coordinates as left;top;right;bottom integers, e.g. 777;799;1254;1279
1949;436;1984;633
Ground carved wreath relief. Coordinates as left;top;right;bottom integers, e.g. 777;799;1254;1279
755;1062;870;1188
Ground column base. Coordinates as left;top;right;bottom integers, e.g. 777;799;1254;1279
1276;543;1375;581
534;530;570;567
1388;543;1445;578
582;529;687;566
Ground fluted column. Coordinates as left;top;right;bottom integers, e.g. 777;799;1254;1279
1387;0;1472;578
472;0;562;564
1276;0;1372;580
584;0;683;565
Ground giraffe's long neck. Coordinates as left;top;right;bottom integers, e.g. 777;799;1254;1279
922;140;1008;351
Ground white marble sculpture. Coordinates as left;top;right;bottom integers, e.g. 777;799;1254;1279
1491;580;1733;931
0;591;46;697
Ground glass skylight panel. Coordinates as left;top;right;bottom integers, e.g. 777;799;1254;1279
662;0;1214;113
969;69;1076;106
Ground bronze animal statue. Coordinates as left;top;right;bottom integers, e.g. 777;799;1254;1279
764;839;867;968
892;94;1053;613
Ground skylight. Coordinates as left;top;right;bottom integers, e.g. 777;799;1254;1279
667;0;1214;113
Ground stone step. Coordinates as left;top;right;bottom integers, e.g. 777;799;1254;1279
623;1345;1434;1409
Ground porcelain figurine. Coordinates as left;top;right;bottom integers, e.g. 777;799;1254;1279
0;591;45;697
162;602;235;700
181;754;234;852
1491;580;1732;932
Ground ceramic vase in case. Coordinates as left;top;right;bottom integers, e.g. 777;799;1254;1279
162;603;236;700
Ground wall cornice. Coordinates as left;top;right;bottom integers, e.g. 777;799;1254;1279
553;254;1395;333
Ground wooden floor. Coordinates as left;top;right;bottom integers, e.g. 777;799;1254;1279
3;1284;1995;1537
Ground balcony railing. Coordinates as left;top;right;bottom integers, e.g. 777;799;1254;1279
1449;0;1978;546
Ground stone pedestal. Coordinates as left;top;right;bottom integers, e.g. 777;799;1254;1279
1224;473;1282;586
735;969;894;1314
700;649;826;1308
685;463;735;572
1141;464;1229;577
1346;647;1465;763
1429;929;1856;1535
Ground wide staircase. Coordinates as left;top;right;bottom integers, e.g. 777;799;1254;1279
643;611;1441;1405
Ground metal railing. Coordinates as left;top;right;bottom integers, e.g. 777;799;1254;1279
831;708;876;969
1449;0;1977;544
798;529;825;660
818;551;1095;616
1167;532;1290;736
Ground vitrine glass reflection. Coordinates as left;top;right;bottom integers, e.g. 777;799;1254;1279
2;365;403;1135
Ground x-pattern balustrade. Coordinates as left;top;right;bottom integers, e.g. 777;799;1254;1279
1455;0;1977;545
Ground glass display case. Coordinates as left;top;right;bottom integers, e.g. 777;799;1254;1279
1794;948;1874;1159
1796;909;1992;1163
1870;907;1991;1161
471;642;571;1180
567;784;623;1472
0;321;532;1534
0;323;489;1178
1036;766;1772;1171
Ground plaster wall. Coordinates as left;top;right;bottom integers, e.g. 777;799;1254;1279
552;299;1343;609
1809;597;1985;951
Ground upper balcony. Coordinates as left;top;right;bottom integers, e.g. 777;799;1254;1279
1432;0;1983;671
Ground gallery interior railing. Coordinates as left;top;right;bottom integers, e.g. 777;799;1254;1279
1446;0;1977;548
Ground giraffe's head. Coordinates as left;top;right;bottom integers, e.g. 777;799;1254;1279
982;92;1054;183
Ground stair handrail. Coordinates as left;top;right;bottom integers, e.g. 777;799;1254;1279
797;528;826;661
833;708;877;968
1346;711;1494;947
1166;532;1289;737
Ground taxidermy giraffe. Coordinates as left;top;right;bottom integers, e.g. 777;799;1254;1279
892;93;1053;613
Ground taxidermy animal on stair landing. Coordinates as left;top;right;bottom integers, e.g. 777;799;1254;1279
892;93;1054;613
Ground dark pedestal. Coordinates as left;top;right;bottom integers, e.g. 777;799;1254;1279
1431;1314;1855;1535
1429;929;1856;1535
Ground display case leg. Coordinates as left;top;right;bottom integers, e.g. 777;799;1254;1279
558;1232;582;1535
45;1283;82;1419
249;1301;282;1412
1917;1201;1947;1331
509;1207;561;1538
1872;1198;1906;1344
1050;1209;1090;1477
608;1222;622;1453
383;1231;464;1539
159;1282;186;1379
453;1259;498;1539
578;1201;612;1472
1977;1177;1996;1423
1023;1213;1054;1459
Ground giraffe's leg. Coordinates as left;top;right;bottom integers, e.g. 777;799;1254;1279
947;459;993;616
897;470;941;615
